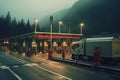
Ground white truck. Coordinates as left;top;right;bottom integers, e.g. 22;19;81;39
72;37;120;63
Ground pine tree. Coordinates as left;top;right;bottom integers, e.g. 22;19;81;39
11;17;17;36
26;19;31;33
6;11;11;24
4;11;12;37
20;19;26;34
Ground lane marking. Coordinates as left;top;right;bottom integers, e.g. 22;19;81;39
8;55;29;64
22;63;72;80
1;63;72;80
0;65;8;69
13;65;19;67
1;53;72;80
23;63;38;67
8;67;23;80
35;64;72;80
0;65;23;80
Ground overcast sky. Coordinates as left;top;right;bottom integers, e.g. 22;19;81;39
0;0;78;22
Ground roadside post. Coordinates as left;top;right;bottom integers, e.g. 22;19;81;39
93;47;101;68
48;49;53;60
62;45;65;59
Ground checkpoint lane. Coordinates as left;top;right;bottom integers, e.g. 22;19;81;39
0;51;120;80
0;51;71;80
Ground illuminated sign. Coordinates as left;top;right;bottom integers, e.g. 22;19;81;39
38;35;80;39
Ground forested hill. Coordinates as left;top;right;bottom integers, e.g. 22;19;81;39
61;0;120;36
0;0;120;38
0;12;34;39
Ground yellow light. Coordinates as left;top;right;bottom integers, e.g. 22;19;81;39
35;18;38;23
80;22;84;27
58;21;63;25
22;53;26;57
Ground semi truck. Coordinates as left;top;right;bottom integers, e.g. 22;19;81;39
72;37;120;63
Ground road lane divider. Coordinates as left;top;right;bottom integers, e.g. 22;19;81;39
0;65;23;80
8;55;29;64
22;63;72;80
23;63;38;67
35;64;72;80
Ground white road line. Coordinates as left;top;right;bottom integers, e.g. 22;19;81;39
23;63;38;67
0;66;23;80
23;63;72;80
1;63;72;80
4;54;72;80
8;55;29;64
8;67;23;80
35;64;72;80
8;55;24;64
13;65;19;67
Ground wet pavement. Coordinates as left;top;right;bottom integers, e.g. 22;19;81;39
2;50;120;75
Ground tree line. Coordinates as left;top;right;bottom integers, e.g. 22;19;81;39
0;12;43;39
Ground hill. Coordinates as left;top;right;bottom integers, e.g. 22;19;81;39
61;0;120;36
40;8;69;32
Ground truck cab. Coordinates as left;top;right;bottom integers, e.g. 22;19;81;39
71;39;85;60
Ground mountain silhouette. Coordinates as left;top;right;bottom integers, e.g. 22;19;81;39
61;0;120;36
40;0;120;37
40;8;69;32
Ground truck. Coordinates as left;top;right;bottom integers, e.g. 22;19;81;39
72;37;120;63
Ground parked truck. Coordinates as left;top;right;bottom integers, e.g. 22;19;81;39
72;37;120;64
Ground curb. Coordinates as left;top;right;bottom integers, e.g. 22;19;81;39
51;57;120;75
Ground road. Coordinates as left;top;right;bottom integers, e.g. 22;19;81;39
0;51;119;80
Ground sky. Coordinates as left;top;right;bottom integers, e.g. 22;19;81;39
0;0;78;22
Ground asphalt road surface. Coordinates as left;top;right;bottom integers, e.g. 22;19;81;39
0;51;119;80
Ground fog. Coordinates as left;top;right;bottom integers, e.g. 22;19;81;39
0;0;78;22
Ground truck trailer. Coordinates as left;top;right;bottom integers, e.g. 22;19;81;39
72;37;120;63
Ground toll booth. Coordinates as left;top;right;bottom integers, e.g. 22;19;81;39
37;32;81;53
0;32;81;56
